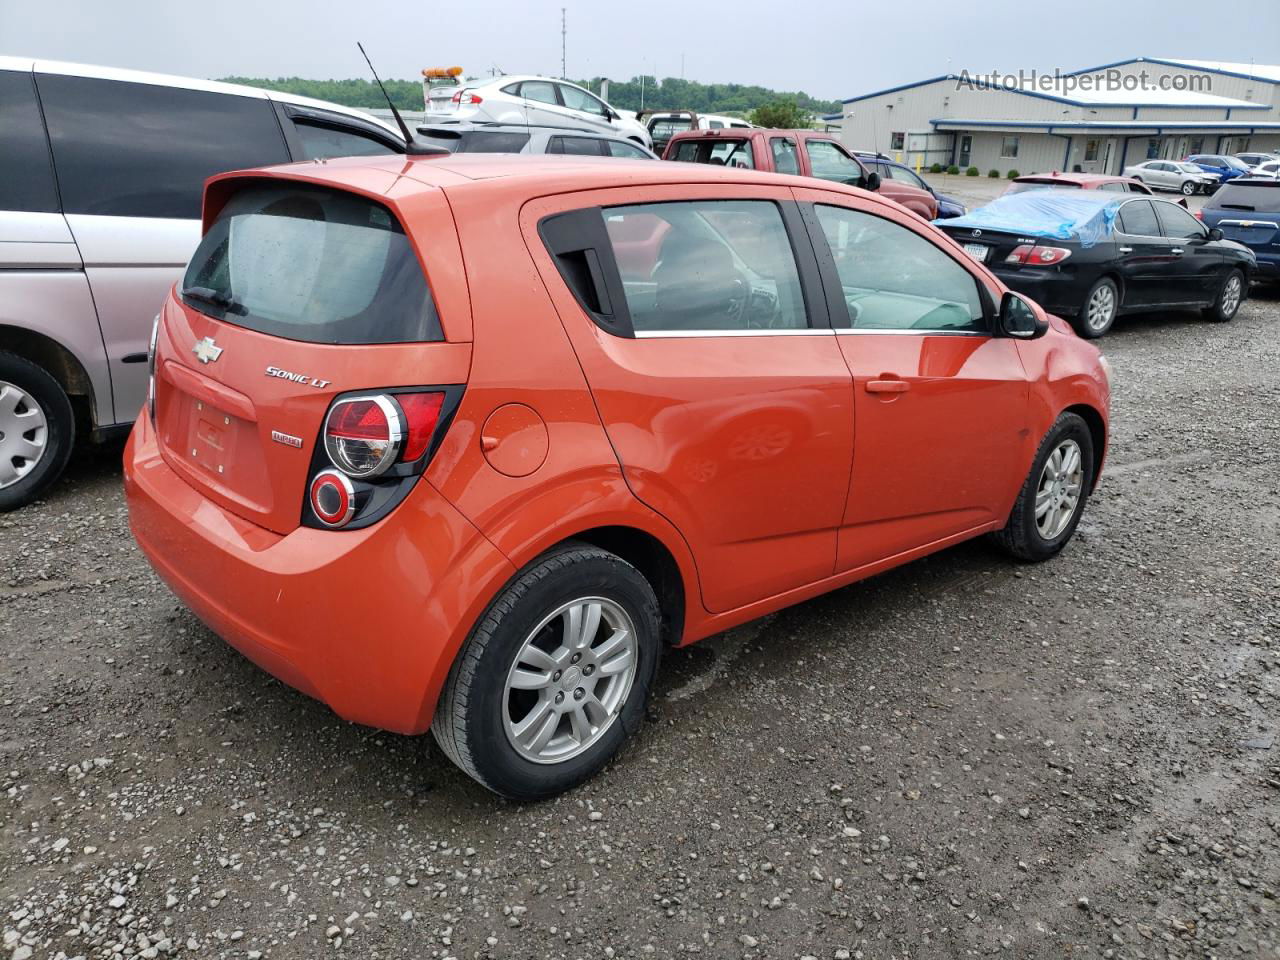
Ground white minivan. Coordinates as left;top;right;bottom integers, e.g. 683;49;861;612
0;58;407;509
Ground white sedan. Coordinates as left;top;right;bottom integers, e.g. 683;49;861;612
1121;160;1219;195
425;75;652;149
1248;160;1280;179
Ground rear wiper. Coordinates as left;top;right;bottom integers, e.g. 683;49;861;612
182;286;247;316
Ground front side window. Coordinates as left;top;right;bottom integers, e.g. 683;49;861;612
548;136;606;156
182;183;441;345
601;200;807;333
813;204;984;333
885;164;927;189
806;141;864;185
558;84;607;116
605;140;651;159
37;74;289;219
1155;201;1207;240
0;69;59;213
771;137;800;175
518;81;559;106
293;121;398;160
1000;136;1019;159
1117;199;1160;237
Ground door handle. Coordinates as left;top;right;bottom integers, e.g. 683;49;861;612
1118;245;1133;253
1171;247;1184;255
866;379;910;394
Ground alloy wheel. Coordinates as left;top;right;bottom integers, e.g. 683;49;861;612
0;381;49;489
1035;439;1084;540
1221;274;1242;317
1086;285;1116;333
502;597;638;764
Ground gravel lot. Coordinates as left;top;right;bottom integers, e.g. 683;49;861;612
3;286;1278;960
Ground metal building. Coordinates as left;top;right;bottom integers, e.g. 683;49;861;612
833;57;1280;176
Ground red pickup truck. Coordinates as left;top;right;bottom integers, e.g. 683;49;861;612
662;129;938;220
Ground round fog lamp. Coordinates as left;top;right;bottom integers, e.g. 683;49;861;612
310;469;356;528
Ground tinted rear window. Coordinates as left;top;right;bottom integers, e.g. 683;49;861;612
1006;181;1080;194
1206;181;1280;211
0;69;59;213
459;130;531;153
182;183;441;344
37;74;289;219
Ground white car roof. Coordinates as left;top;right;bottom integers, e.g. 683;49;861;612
1;56;401;141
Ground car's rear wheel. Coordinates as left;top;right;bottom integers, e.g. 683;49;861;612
1074;277;1118;338
0;352;75;512
1181;179;1196;196
1203;269;1245;322
432;544;661;800
992;412;1094;562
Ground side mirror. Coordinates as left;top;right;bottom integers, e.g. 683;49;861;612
863;171;881;192
1207;226;1224;241
998;291;1049;340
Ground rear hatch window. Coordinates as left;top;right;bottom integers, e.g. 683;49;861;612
1006;181;1080;194
182;183;442;344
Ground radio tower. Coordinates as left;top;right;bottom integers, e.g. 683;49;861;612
561;8;567;79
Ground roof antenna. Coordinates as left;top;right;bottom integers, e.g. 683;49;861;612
357;41;447;156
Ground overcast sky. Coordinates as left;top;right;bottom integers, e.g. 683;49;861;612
3;0;1278;101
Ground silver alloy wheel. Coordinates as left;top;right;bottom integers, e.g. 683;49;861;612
1221;273;1242;317
502;596;639;765
1035;439;1084;540
0;380;49;489
1086;284;1116;332
1182;180;1195;195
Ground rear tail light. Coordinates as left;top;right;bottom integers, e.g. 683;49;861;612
451;90;483;105
1005;244;1072;265
309;469;356;528
324;395;402;478
1193;210;1204;221
397;392;446;461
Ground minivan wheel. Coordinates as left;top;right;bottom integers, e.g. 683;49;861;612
1181;179;1196;196
432;544;661;800
991;412;1094;562
1203;269;1245;322
1074;277;1119;338
0;352;75;512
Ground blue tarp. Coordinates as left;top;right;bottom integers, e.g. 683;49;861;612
935;189;1123;249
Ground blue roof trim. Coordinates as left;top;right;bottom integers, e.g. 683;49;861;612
842;73;1267;109
930;118;1280;131
1064;56;1280;85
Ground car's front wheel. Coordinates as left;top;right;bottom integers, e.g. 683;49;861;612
992;412;1095;562
432;544;661;800
0;351;75;512
1181;180;1196;196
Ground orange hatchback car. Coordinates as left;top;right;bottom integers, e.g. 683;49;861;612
125;154;1110;800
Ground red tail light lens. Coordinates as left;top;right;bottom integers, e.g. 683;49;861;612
451;90;483;105
1193;210;1204;221
1005;244;1072;265
398;392;446;462
324;396;401;478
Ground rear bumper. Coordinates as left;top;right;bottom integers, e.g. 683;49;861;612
124;414;515;735
989;267;1086;317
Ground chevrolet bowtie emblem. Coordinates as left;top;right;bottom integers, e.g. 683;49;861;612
193;337;223;364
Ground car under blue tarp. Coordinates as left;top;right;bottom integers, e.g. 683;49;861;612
935;189;1123;249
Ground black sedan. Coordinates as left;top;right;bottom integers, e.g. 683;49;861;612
937;191;1255;337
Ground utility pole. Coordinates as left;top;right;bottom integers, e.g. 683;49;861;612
561;8;566;79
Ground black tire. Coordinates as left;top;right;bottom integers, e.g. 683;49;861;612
1181;179;1196;196
1072;276;1119;339
432;543;661;800
0;351;75;512
992;412;1095;562
1202;268;1246;322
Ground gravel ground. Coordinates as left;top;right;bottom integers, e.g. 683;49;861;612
2;288;1278;960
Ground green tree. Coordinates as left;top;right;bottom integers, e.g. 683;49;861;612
748;100;811;129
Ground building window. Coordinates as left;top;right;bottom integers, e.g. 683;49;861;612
1146;139;1161;159
1084;139;1099;162
1188;137;1205;154
890;132;905;150
1000;136;1019;159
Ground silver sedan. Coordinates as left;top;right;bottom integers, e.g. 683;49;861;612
1122;160;1219;195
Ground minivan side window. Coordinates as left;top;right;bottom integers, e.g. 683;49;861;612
1117;199;1161;237
601;200;808;333
1154;201;1207;240
37;75;290;219
292;120;398;159
548;136;606;156
813;204;985;332
0;70;60;213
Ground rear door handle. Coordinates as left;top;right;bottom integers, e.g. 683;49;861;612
866;379;910;394
1118;245;1133;253
1171;247;1185;255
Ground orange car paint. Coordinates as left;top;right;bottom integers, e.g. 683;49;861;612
125;154;1109;734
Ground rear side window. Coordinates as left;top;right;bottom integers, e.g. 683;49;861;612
670;139;754;169
38;75;289;219
605;140;651;159
771;137;800;175
182;183;441;345
0;69;59;213
459;131;531;153
601;200;807;333
1117;199;1160;236
548;136;606;156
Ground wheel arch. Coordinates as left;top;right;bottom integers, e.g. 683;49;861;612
0;325;99;429
564;525;686;648
1064;402;1107;490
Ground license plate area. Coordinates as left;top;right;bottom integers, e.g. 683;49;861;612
962;242;990;262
